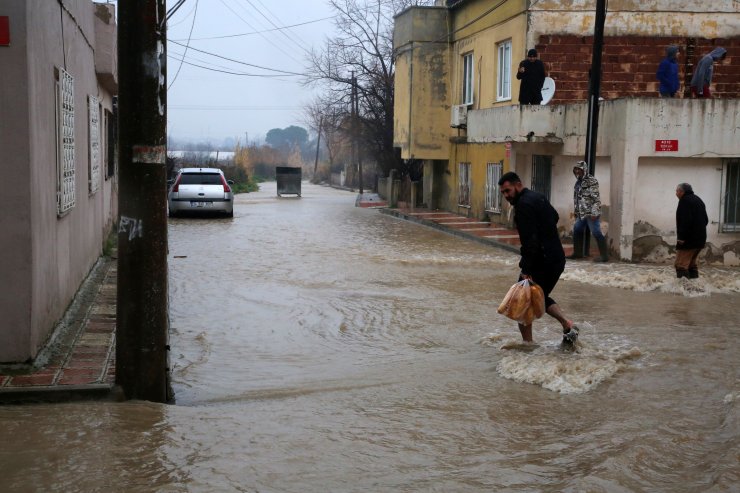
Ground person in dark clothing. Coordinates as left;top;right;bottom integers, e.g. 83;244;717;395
656;45;680;97
516;49;546;105
498;172;578;345
675;183;708;279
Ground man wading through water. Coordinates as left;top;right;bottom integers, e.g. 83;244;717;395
498;172;579;345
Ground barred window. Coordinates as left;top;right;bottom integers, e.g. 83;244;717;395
88;95;100;194
722;159;740;232
485;161;503;213
56;67;75;215
458;162;471;207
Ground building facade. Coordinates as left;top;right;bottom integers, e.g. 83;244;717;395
0;0;118;362
393;0;740;263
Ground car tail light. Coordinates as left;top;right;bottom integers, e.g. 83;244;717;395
171;174;182;192
220;174;232;193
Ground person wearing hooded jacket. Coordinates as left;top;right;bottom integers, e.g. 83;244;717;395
656;45;680;97
570;161;608;262
690;47;727;98
675;183;708;279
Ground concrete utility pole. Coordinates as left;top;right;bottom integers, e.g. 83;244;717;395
584;0;607;175
116;0;171;403
313;116;323;180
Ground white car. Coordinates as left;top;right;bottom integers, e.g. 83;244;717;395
168;168;234;217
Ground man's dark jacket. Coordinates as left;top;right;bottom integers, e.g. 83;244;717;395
513;188;565;275
676;191;708;250
516;59;546;104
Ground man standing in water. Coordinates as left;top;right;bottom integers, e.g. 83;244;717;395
498;172;578;345
570;161;609;262
675;183;708;279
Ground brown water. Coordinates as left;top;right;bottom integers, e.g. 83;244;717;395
1;182;738;492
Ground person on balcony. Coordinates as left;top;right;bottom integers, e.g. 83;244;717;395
690;47;727;98
516;49;546;105
656;45;680;98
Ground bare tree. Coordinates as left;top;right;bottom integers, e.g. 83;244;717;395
304;0;433;177
303;95;347;173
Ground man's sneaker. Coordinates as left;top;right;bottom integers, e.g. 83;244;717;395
562;326;579;346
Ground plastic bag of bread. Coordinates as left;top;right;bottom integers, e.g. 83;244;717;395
497;279;546;324
497;280;531;322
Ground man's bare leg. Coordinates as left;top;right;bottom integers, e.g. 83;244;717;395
547;303;579;344
518;323;533;342
546;303;574;332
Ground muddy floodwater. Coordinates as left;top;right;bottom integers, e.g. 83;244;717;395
1;182;738;492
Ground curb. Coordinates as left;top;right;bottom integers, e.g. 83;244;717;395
379;208;521;255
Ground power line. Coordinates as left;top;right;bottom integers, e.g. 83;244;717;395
172;15;333;41
168;39;304;75
169;105;300;110
168;0;199;90
218;0;304;66
241;0;310;56
166;53;296;78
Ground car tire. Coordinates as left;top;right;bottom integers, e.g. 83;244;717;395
226;210;234;218
168;210;177;218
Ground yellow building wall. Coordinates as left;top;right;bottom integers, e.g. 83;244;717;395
444;142;509;220
449;0;529;109
394;43;450;161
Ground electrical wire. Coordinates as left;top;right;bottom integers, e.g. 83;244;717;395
166;53;296;79
241;0;310;55
218;0;304;65
168;0;199;90
172;16;334;41
168;39;304;75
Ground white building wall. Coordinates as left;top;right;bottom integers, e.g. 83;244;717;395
467;98;740;264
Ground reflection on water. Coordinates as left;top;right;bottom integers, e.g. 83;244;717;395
0;183;738;492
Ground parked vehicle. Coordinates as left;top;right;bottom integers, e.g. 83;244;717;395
168;168;234;217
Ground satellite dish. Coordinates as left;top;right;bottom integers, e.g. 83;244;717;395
540;77;555;105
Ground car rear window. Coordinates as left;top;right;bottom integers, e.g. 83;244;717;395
180;173;222;185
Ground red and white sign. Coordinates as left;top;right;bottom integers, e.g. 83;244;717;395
655;139;678;152
505;142;512;158
0;17;9;47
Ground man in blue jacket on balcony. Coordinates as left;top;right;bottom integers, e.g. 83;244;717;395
656;45;680;98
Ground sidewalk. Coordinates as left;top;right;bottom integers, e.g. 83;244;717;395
0;256;117;404
380;206;575;257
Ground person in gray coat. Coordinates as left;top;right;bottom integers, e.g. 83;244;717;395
690;47;727;98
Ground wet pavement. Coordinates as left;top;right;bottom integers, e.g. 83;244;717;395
0;194;547;404
0;182;738;491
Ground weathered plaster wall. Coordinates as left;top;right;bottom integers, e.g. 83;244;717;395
393;7;449;160
0;0;32;362
0;0;118;362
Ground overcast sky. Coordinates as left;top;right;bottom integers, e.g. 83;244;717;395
164;0;336;144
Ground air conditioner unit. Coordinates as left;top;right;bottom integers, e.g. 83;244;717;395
450;104;468;128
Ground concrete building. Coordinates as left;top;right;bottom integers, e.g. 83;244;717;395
0;0;118;363
393;0;740;264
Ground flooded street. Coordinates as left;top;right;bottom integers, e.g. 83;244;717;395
1;182;738;492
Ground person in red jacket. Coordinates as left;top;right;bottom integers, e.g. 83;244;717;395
675;183;709;278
